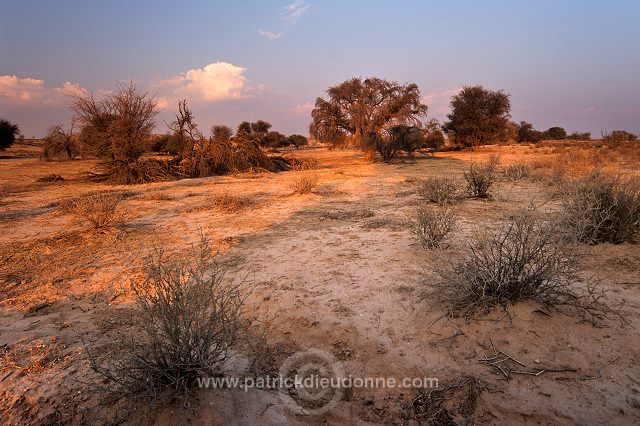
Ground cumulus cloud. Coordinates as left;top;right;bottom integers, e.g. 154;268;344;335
283;0;309;24
0;75;84;105
422;87;461;115
258;29;282;41
154;62;249;106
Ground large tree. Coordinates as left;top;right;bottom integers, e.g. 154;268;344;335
309;77;427;155
443;86;511;148
0;119;20;150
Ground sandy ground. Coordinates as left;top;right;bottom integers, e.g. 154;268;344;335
1;144;639;425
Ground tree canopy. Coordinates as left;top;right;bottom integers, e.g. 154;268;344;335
0;119;20;150
443;86;511;148
309;77;427;154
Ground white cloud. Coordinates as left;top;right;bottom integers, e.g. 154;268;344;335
258;29;282;41
283;0;309;24
422;87;461;115
0;75;84;105
154;62;249;106
292;102;314;114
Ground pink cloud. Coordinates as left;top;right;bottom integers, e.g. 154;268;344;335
0;75;83;105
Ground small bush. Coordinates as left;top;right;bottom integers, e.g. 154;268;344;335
286;156;320;171
561;172;640;244
465;155;500;198
411;206;456;249
418;176;465;204
60;191;126;229
503;162;530;182
210;193;259;213
87;237;248;400
431;209;606;320
37;174;65;183
290;172;319;194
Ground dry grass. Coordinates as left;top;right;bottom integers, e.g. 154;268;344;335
209;192;262;213
59;190;127;229
320;207;375;220
290;172;320;194
503;162;530;182
286;156;321;171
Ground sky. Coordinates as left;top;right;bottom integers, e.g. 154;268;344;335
1;0;639;138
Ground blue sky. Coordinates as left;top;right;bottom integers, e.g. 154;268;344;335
1;0;639;138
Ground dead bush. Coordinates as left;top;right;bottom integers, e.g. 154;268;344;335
180;137;290;177
210;193;260;213
59;191;126;229
503;162;530;182
418;176;466;204
290;172;320;194
411;206;456;249
286;156;320;171
464;155;500;198
413;376;482;425
91;157;178;183
561;172;640;244
37;174;65;183
431;209;607;321
87;237;249;401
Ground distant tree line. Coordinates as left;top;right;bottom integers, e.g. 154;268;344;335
2;76;638;169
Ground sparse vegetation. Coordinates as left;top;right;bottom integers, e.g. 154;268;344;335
465;155;500;198
411;205;456;249
290;172;319;194
603;130;638;143
418;176;466;204
87;237;249;401
503;162;530;182
561;172;640;244
431;209;607;320
210;193;260;213
59;191;126;229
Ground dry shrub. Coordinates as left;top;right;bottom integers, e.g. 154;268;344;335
290;172;320;194
432;209;607;321
59;190;126;228
561;172;640;244
180;138;290;178
503;162;530;182
418;176;466;204
36;174;65;183
411;206;456;249
210;192;260;213
93;157;178;184
413;376;482;425
464;155;500;198
87;237;248;401
286;156;320;171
